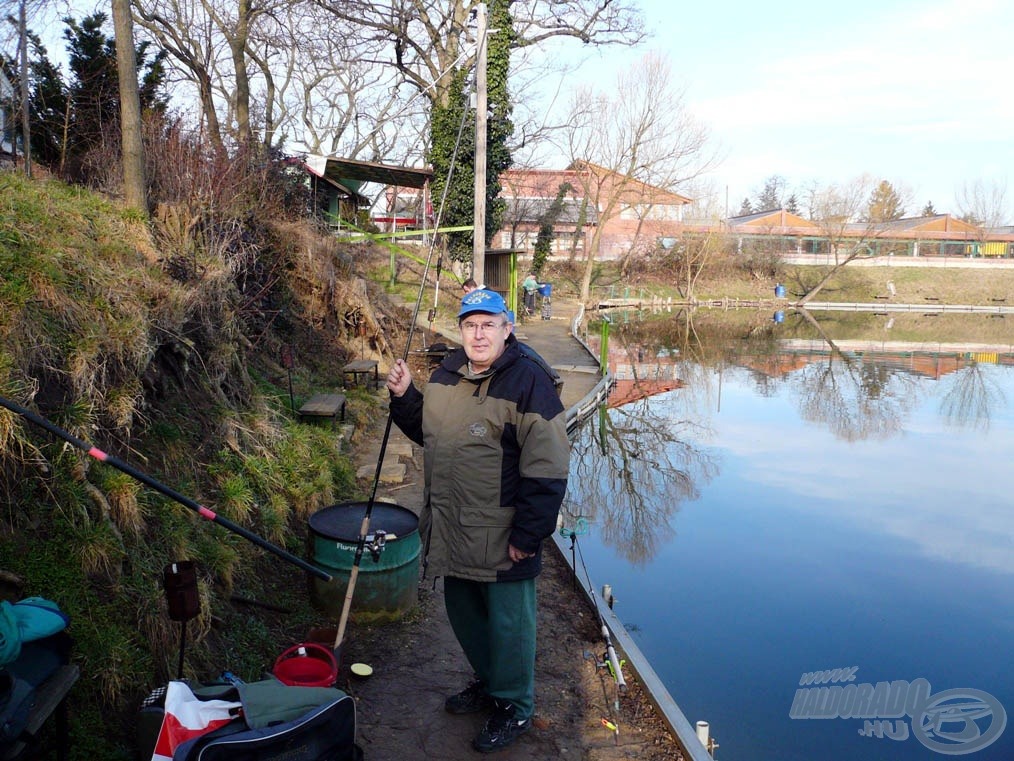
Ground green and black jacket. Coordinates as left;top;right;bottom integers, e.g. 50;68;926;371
389;335;569;583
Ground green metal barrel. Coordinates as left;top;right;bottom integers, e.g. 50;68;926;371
308;501;420;624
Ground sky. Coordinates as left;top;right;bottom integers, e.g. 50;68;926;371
541;0;1014;220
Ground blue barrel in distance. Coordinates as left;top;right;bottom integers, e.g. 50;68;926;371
773;311;785;323
537;283;552;297
775;283;786;298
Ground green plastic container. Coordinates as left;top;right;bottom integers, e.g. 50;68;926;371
308;501;420;624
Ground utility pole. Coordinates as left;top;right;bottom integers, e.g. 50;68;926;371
472;2;488;287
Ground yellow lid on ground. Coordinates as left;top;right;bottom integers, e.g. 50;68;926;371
350;662;373;677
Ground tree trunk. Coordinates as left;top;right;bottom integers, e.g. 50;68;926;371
796;252;860;305
230;0;252;145
112;0;148;213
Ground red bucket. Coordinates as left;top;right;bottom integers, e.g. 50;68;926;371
272;643;338;688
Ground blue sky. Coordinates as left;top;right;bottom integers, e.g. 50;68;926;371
543;0;1014;220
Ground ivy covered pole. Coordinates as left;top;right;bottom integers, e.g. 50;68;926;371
427;0;513;275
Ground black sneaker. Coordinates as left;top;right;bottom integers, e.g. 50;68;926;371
445;680;493;715
472;699;532;753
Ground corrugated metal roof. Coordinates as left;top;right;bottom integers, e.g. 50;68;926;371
305;154;433;191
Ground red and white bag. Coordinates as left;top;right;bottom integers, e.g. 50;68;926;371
150;681;241;761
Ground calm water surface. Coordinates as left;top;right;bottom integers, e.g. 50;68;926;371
565;311;1013;761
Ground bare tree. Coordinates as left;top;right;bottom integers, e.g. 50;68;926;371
314;0;645;110
797;174;877;305
563;53;712;303
957;179;1010;256
132;0;230;152
0;0;53;176
659;231;725;302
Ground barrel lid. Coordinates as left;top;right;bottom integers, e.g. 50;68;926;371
309;501;418;541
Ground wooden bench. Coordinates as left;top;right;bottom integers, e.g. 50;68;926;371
297;393;346;428
342;360;379;389
1;664;79;761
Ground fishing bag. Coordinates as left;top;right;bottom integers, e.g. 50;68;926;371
141;678;361;761
173;696;360;761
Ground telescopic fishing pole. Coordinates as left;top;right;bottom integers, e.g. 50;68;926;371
332;81;474;654
561;525;628;713
0;395;332;582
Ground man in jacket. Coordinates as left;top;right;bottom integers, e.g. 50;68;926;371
386;288;569;753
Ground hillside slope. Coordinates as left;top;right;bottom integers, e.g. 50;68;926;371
0;173;404;758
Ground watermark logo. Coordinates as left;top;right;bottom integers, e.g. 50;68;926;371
789;667;1006;755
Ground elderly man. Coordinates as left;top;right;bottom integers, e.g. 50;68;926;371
386;288;569;753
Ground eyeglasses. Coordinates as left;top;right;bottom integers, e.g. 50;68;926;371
460;320;507;334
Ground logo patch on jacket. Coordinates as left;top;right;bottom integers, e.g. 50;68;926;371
468;423;488;438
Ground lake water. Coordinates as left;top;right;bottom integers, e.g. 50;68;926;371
565;310;1013;761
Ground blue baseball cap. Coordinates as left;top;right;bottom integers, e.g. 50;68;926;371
458;288;508;318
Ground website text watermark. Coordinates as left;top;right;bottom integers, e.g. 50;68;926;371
789;667;1006;755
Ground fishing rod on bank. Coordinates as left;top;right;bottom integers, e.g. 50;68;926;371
559;521;627;725
331;73;475;655
0;394;332;581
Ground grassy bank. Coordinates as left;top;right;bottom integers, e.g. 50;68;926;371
679;262;1014;305
0;174;389;759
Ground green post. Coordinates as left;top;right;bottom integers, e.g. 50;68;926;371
599;317;610;375
389;250;396;288
508;251;518;316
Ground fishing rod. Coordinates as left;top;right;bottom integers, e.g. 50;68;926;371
0;394;332;581
332;68;475;653
560;524;628;716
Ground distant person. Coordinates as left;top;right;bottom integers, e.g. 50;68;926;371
461;277;484;294
386;288;569;753
521;273;539;316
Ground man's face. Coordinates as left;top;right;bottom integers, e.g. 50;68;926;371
459;312;511;372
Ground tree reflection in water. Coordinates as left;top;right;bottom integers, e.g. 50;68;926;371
938;361;1006;431
572;307;1010;559
791;309;920;441
566;319;718;566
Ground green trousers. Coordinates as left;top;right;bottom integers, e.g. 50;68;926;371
443;576;537;720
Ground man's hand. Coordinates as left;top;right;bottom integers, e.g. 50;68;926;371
386;358;413;397
508;544;534;563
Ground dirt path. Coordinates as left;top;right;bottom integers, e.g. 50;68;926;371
338;410;685;760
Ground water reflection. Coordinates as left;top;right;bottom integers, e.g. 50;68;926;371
588;308;1014;441
571;309;1014;761
578;307;1014;573
939;362;1007;431
565;399;717;566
